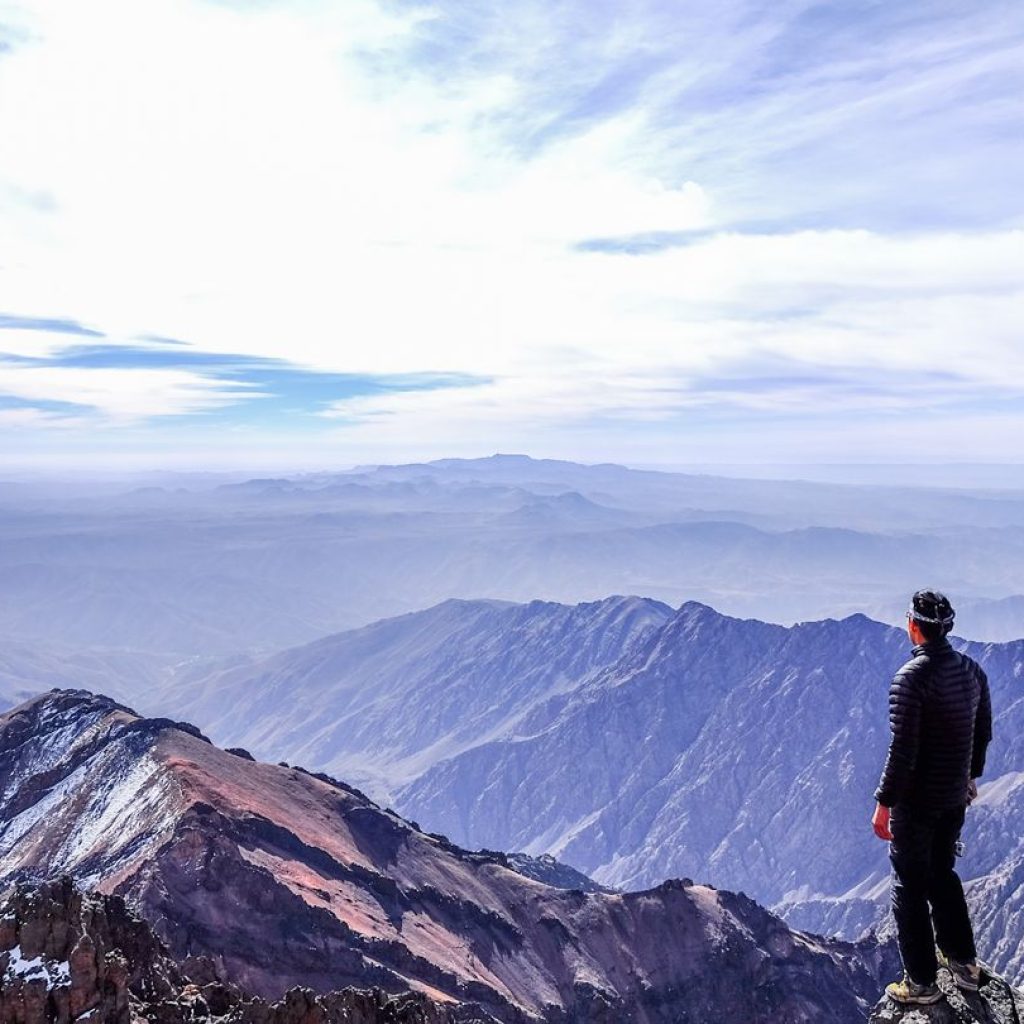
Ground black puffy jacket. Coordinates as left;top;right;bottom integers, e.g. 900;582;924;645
875;637;992;810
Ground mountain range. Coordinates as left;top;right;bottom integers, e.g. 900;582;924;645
146;595;674;796
0;689;898;1023
132;597;1024;985
3;455;1023;1014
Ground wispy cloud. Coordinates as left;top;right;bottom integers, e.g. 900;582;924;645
0;393;95;429
382;0;1024;228
0;313;104;337
0;331;491;425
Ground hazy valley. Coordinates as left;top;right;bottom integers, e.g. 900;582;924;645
3;457;1024;673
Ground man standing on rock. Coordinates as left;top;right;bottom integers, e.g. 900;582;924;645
872;589;993;1005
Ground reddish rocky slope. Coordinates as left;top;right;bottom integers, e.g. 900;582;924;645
0;689;896;1022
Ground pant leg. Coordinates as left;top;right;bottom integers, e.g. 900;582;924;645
928;805;977;964
890;804;939;985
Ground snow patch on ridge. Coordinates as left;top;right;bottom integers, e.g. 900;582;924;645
60;752;170;866
0;744;177;882
0;764;85;859
0;719;89;803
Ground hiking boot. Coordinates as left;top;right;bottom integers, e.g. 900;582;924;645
937;949;981;992
886;975;943;1005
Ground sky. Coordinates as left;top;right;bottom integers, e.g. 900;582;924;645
0;0;1022;471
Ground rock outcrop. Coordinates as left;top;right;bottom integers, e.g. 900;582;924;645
868;966;1023;1024
0;875;459;1024
0;689;901;1023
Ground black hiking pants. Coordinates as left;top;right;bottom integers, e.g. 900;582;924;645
889;802;977;985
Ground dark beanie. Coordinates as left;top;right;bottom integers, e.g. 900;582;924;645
908;590;955;634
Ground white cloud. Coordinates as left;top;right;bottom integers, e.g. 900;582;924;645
0;329;88;359
0;406;92;429
0;364;263;419
0;0;1021;462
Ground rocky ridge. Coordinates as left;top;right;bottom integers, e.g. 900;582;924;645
0;689;899;1023
0;875;464;1023
148;594;675;797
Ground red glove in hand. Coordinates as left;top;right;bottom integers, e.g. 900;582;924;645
872;803;892;841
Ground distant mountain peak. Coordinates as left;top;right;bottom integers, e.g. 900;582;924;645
674;599;723;618
667;600;770;634
787;611;894;640
476;452;536;463
590;593;675;614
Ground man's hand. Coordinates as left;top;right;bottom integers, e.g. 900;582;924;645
872;802;892;841
967;779;978;804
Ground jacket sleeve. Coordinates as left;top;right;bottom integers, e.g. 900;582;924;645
971;665;993;780
875;665;924;808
